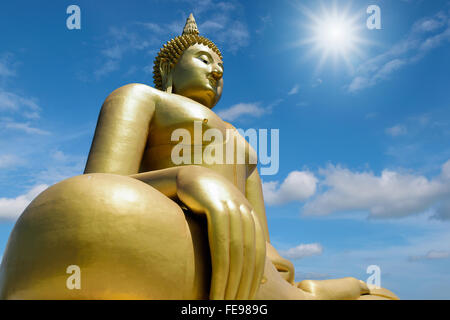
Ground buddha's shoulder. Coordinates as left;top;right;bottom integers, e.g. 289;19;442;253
106;83;163;101
105;83;197;107
223;121;236;130
104;83;215;119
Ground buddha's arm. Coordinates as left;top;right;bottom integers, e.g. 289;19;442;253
84;84;156;175
245;169;296;285
131;166;266;300
245;169;270;242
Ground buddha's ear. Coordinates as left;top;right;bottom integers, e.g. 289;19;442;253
159;58;173;93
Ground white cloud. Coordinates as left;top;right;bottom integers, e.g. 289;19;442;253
224;21;250;53
217;99;283;121
312;78;322;87
413;11;448;33
256;14;272;35
0;62;15;78
408;250;450;261
92;26;154;79
365;112;378;119
138;22;164;34
179;0;249;53
200;20;224;32
0;53;18;78
303;160;450;219
0;184;48;220
0;90;40;115
288;84;299;95
348;77;369;93
217;102;265;121
0;154;24;168
386;124;408;137
30;153;85;186
101;45;124;60
89;3;250;79
442;160;450;180
94;59;120;79
280;243;323;260
52;150;69;162
200;16;250;53
348;10;450;92
263;171;317;205
375;59;406;79
4;121;50;135
0;87;47;135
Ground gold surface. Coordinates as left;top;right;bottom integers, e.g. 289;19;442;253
0;14;398;300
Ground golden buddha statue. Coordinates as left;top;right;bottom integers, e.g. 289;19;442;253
0;14;397;300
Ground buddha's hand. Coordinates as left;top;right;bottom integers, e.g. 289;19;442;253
176;166;266;300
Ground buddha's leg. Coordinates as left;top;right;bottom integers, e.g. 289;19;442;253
0;173;211;299
254;259;313;299
0;173;318;300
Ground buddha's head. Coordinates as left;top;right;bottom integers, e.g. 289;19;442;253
153;14;223;109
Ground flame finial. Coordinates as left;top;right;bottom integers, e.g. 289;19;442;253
182;13;200;36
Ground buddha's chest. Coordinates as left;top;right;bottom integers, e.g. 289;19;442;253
149;95;227;146
143;95;257;173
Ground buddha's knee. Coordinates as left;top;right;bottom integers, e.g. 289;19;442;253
0;173;209;299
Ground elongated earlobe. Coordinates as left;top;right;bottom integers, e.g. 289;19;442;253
159;58;173;93
165;76;173;93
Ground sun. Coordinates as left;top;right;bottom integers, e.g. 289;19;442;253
314;17;355;53
298;1;367;71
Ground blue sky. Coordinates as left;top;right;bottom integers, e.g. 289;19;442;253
1;0;449;299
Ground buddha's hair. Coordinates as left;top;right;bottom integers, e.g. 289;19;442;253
152;14;223;90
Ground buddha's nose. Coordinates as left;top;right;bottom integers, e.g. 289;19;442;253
211;70;223;80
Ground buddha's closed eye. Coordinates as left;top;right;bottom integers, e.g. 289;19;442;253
198;55;210;64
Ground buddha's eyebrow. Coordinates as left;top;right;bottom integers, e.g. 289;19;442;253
196;51;213;61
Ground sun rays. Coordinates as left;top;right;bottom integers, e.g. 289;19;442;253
295;1;371;73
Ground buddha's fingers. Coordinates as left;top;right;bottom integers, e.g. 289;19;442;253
208;204;231;300
248;210;266;300
224;200;245;300
235;204;256;300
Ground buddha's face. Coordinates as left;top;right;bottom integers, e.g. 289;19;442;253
170;43;223;109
